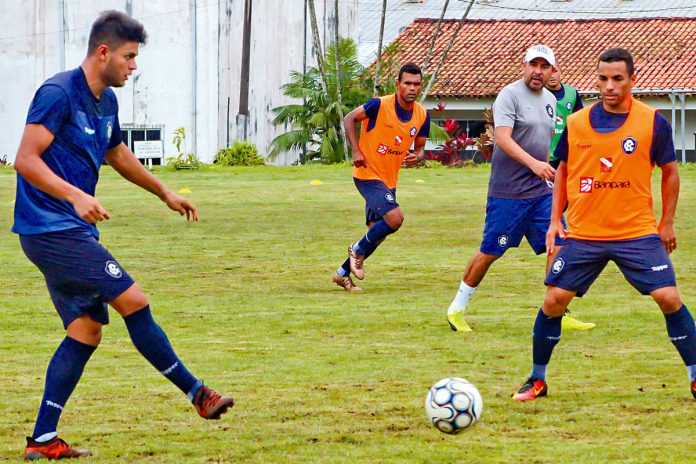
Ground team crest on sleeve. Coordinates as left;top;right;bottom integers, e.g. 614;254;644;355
546;104;554;118
497;235;509;247
410;127;417;137
106;121;113;141
621;136;637;154
105;260;123;278
551;257;565;274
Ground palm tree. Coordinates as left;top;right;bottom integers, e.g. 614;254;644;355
307;0;329;100
268;39;370;164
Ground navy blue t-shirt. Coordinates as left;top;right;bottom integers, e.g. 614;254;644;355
363;97;430;137
554;103;676;166
13;67;122;237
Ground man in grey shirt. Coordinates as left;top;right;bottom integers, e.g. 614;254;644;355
446;45;594;332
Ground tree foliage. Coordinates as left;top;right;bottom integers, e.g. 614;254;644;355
270;38;449;164
269;38;370;164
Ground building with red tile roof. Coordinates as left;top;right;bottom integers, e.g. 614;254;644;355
384;17;696;159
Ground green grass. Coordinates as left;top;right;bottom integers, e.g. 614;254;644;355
1;163;695;463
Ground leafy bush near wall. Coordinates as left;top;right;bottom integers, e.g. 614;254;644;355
214;140;265;166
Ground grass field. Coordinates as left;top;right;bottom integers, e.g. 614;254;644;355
1;163;695;463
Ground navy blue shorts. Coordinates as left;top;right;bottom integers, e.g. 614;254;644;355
480;195;564;256
354;178;399;225
20;228;135;329
545;235;677;297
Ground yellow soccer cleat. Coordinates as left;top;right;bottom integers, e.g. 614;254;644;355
562;311;596;331
447;311;472;332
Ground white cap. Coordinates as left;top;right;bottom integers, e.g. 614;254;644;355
524;44;556;67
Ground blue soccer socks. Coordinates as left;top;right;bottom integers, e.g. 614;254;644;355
531;308;562;378
337;220;397;278
32;337;96;442
353;220;396;256
337;259;351;277
664;305;696;380
124;306;199;397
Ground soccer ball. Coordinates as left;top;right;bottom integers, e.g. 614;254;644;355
425;377;483;434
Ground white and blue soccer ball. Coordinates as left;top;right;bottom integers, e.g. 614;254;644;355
425;377;483;434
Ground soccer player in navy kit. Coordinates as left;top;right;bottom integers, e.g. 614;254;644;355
15;11;233;460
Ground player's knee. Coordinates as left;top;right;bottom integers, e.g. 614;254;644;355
384;210;404;230
543;289;571;317
652;288;682;314
475;252;500;267
110;283;149;316
67;318;103;346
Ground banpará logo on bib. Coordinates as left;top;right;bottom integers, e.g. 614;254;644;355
551;257;565;274
546;104;554;118
622;136;637;154
384;192;395;203
410;126;417;137
105;260;123;278
497;235;508;247
579;176;594;193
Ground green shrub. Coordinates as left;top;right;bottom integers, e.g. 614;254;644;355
166;127;201;170
214;140;265;166
166;152;201;170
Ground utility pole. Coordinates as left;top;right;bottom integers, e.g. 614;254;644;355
373;0;387;96
334;0;347;160
237;0;253;141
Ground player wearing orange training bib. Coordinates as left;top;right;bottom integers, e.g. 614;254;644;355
512;48;696;402
332;62;429;291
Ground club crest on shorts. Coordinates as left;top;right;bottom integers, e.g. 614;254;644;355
497;235;508;247
410;126;417;137
105;260;123;278
384;192;395;203
546;104;554;118
621;136;637;155
551;257;565;274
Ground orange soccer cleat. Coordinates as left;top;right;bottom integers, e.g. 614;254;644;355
512;377;548;402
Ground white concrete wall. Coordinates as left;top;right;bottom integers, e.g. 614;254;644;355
0;0;359;164
220;0;358;165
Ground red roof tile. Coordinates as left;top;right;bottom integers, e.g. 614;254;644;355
388;17;696;98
